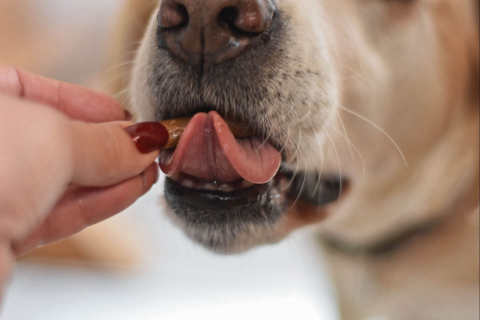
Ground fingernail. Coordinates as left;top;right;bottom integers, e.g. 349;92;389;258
125;122;169;154
124;110;133;121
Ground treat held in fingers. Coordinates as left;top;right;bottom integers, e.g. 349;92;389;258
126;113;256;152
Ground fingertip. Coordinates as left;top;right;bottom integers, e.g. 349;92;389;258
142;162;161;195
75;90;127;122
125;122;169;154
69;121;161;187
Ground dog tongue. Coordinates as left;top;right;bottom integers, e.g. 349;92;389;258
159;111;281;184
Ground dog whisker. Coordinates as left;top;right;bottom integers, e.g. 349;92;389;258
278;126;291;158
313;139;325;198
296;105;312;125
336;111;355;161
120;40;143;52
254;120;275;152
118;92;133;106
282;168;298;192
338;106;408;167
99;69;134;93
336;63;390;91
285;128;302;168
121;49;142;59
329;124;366;175
321;126;343;198
114;87;131;101
289;161;308;210
104;59;137;75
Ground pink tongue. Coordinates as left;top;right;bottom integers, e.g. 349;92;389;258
159;111;281;184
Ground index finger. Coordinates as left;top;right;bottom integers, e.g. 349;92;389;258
0;65;128;123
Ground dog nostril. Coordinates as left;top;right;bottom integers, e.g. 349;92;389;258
158;3;189;30
157;0;276;64
218;7;244;35
218;5;272;36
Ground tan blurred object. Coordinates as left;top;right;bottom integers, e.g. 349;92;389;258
0;1;63;74
99;0;159;110
23;215;141;268
0;1;142;268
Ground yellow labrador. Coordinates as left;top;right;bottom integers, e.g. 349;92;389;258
106;0;479;318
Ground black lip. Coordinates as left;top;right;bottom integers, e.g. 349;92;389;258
164;177;286;226
163;171;346;253
165;179;270;209
164;171;346;225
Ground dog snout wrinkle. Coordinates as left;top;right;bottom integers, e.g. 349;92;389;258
158;0;276;65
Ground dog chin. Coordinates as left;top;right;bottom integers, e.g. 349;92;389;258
162;176;286;253
161;171;345;253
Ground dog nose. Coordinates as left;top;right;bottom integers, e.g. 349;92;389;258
158;0;276;65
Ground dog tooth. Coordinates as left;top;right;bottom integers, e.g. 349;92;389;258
182;179;195;189
170;173;181;182
242;180;255;188
203;183;217;191
219;184;234;192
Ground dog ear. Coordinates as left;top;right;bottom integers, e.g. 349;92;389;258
102;0;159;111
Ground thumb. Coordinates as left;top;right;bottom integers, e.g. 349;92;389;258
68;121;161;187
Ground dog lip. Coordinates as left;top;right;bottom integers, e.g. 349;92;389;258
164;171;346;236
164;177;280;210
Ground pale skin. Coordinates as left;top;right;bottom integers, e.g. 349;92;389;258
0;66;160;301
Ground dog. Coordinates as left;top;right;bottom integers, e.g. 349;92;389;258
105;0;479;318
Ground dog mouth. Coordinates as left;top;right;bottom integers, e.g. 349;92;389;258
158;110;345;252
159;110;284;218
159;111;282;186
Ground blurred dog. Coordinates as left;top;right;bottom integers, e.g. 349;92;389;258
107;0;479;318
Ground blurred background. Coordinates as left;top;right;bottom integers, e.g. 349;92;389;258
0;1;339;319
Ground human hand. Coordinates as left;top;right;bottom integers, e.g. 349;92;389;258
0;66;162;294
